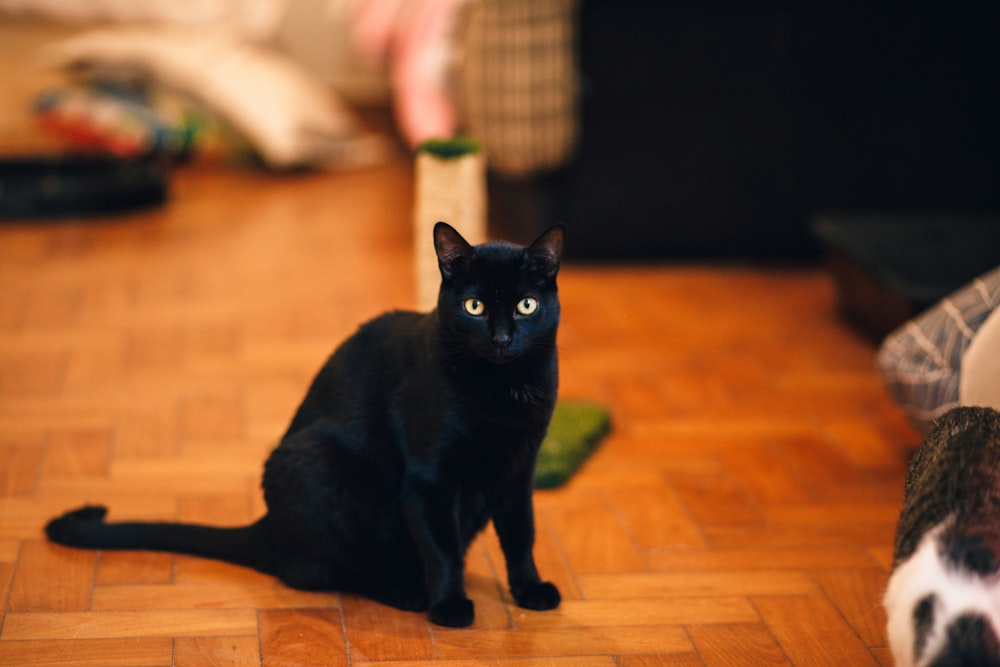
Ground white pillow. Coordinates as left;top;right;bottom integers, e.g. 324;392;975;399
43;25;387;169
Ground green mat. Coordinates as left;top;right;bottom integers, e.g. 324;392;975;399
534;400;612;489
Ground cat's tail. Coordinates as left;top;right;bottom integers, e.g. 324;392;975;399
45;505;272;574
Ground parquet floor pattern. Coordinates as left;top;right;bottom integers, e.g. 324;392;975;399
0;155;919;666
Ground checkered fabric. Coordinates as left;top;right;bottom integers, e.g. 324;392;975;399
452;0;579;177
878;265;1000;434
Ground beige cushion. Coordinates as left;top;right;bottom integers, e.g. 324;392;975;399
960;305;1000;410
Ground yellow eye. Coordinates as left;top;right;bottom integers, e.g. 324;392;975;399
516;297;538;316
464;298;485;316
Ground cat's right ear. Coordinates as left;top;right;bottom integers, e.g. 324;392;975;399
524;224;566;280
434;222;476;280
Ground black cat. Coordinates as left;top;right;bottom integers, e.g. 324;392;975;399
46;222;565;628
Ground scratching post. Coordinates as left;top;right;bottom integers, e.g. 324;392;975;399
413;137;487;311
411;139;611;488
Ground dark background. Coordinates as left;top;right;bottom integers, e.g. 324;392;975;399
493;5;1000;260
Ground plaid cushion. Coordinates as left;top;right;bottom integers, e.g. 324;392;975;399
878;265;1000;433
452;0;579;176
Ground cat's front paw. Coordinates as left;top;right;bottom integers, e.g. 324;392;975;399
512;581;561;611
430;596;475;627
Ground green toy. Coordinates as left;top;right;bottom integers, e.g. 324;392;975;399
534;400;612;489
416;136;481;160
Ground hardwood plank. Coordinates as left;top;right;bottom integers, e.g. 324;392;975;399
259;608;348;667
686;623;790;666
109;457;261;484
177;392;245;443
512;598;759;629
0;398;116;436
90;582;340;611
606;485;706;551
545;495;646;575
123;328;183;376
770;434;876;497
62;339;126;393
0;538;20;561
7;541;95;613
870;645;895;666
354;658;615;667
761;502;900;527
94;551;175;586
182;320;242;362
753;595;880;666
703;523;895;551
40;429;112;477
1;609;258;640
177;492;255;525
0;351;66;397
433;625;692;659
342;595;435;662
173;635;261;667
40;473;250;499
0;435;45;497
812;568;890;647
0;638;172;667
112;411;178;460
617;654;706;667
868;546;895;572
667;469;763;528
19;286;81;330
174;556;289;587
648;547;882;572
579;571;816;600
718;444;815;506
824;418;906;472
560;456;683;491
0;561;14;615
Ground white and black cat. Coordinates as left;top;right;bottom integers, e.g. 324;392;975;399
885;406;1000;666
46;222;565;628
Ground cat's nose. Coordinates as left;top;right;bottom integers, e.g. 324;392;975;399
492;332;513;350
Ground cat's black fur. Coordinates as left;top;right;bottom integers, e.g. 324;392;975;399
46;222;565;628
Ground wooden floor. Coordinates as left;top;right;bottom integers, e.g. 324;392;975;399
0;150;920;666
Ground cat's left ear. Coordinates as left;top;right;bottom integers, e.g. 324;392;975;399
434;222;476;280
524;225;566;280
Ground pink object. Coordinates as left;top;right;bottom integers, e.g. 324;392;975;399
352;0;466;147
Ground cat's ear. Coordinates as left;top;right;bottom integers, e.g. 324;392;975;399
434;222;476;280
524;225;566;279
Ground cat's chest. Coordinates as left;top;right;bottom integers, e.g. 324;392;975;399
450;356;555;406
508;381;547;406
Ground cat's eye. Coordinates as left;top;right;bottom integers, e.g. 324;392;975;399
516;297;539;316
463;298;486;316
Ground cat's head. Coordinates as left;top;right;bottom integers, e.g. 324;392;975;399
886;407;1000;667
885;519;1000;667
433;222;565;364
